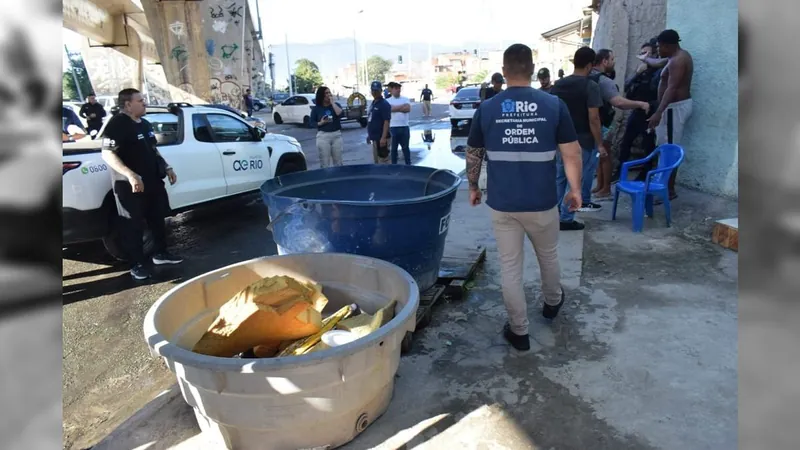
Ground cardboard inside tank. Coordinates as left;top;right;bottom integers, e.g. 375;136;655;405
163;266;398;357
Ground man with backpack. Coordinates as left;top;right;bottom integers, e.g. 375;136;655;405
589;49;651;201
550;47;604;230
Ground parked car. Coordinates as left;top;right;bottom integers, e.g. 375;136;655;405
273;94;368;128
448;87;481;134
62;103;307;260
63;101;88;129
252;98;268;111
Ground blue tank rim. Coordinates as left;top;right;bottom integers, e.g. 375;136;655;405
262;164;462;207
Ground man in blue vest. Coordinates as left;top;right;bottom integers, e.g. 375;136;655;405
465;43;583;351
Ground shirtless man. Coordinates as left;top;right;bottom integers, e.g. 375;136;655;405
646;29;694;199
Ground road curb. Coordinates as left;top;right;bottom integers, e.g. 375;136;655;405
91;385;183;449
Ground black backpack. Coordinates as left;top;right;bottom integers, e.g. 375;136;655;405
588;71;616;127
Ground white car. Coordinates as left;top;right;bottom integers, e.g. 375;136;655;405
63;103;307;260
272;94;317;127
63;102;88;129
448;87;481;126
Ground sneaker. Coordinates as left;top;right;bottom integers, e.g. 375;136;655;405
502;323;530;351
131;264;152;280
560;220;585;231
152;252;184;265
578;202;603;212
542;288;565;319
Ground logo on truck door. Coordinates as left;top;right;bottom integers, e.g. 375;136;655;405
233;157;263;171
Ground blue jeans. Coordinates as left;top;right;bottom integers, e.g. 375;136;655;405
389;126;411;165
556;147;598;222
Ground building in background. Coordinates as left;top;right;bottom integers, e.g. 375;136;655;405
537;9;594;79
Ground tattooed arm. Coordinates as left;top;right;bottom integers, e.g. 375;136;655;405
466;146;486;190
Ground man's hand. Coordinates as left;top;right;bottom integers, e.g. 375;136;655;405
89;113;96;118
167;168;177;185
469;187;482;206
639;102;650;114
598;143;609;158
379;137;387;147
128;174;144;193
564;191;582;212
636;53;647;62
647;110;662;130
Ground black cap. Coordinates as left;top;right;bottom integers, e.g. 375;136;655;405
657;29;681;45
387;81;401;88
537;68;550;79
491;72;504;83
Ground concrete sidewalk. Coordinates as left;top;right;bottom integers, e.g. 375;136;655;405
92;184;737;450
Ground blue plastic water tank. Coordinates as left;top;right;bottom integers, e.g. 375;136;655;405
261;164;462;291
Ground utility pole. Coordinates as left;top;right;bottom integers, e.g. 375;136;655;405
284;33;293;95
352;29;359;92
64;45;84;100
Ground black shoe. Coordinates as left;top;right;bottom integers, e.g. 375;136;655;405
131;263;152;280
503;323;530;351
152;252;184;265
560;220;585;231
578;202;603;212
543;289;565;319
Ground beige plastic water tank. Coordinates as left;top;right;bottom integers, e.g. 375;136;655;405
143;253;419;450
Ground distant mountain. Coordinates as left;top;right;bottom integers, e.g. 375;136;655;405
265;39;502;87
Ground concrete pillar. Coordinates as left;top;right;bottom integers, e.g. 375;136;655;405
203;0;249;109
141;0;211;104
80;23;143;98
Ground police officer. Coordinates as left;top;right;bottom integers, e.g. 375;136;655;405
101;88;183;280
464;44;583;351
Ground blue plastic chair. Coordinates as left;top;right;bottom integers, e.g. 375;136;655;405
612;144;685;232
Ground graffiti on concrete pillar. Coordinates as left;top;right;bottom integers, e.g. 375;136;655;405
224;3;243;26
212;20;228;34
221;43;239;60
210;78;242;108
205;39;215;56
208;57;223;73
168;21;186;38
209;5;224;19
170;45;188;63
224;74;237;81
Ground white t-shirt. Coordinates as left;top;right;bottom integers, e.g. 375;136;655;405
385;95;410;127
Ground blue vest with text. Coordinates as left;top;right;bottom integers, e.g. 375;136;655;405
469;87;569;212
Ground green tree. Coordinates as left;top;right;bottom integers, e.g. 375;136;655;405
294;58;324;93
364;55;393;84
435;73;459;90
62;51;93;101
471;70;488;84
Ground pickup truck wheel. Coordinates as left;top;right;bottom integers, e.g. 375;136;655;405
102;218;156;262
273;112;283;124
359;118;368;127
276;161;304;176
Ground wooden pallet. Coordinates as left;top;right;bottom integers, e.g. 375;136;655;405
401;246;487;354
712;218;738;251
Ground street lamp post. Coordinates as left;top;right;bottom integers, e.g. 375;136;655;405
284;33;294;96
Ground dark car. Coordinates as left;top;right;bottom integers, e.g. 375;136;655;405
252;98;268;111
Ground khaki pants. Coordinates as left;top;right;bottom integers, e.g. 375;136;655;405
372;138;391;164
490;206;562;336
422;100;432;116
316;130;343;168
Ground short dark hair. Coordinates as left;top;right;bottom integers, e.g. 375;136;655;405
502;44;535;78
573;47;596;69
657;29;681;45
641;42;652;49
117;88;140;108
594;49;613;65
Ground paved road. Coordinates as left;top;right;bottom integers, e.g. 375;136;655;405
61;102;460;450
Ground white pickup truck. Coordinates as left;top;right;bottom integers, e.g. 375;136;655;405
63;103;307;259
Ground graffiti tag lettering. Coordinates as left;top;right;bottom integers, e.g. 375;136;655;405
225;3;243;19
209;5;224;18
208;57;223;72
170;45;188;62
168;21;186;38
221;43;239;59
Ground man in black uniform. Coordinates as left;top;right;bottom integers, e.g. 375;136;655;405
101;88;183;280
79;93;107;137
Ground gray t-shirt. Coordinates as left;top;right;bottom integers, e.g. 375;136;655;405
591;69;620;103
